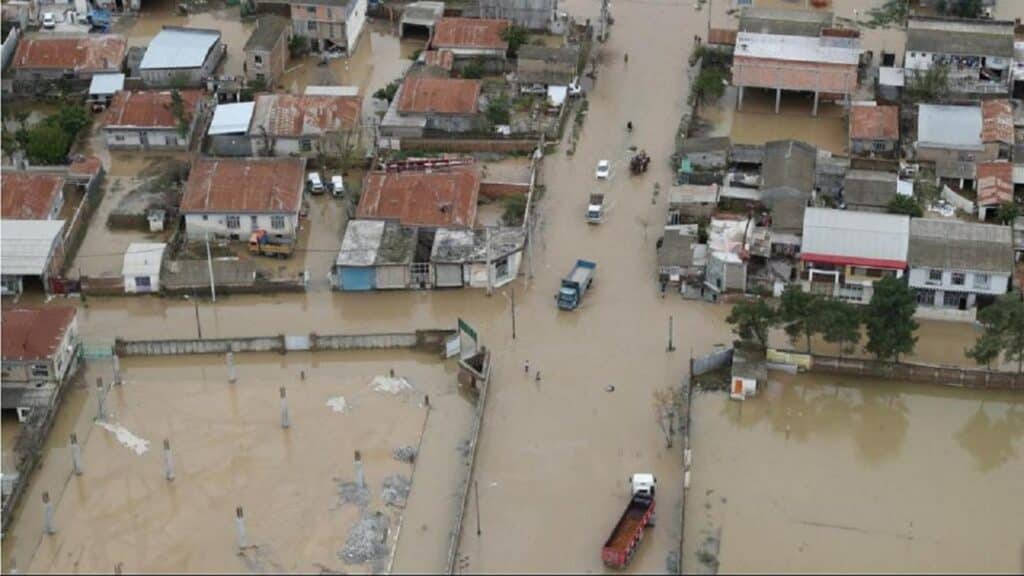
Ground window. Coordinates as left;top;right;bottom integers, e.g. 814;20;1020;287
871;140;889;151
271;215;285;229
943;291;966;308
973;273;990;289
227;215;240;229
915;288;936;305
250;215;259;230
927;268;943;285
114;135;125;142
307;21;317;31
951;272;965;286
495;257;509;280
254;54;263;64
306;6;316;15
31;364;49;378
202;215;209;221
135;276;152;290
299;138;313;152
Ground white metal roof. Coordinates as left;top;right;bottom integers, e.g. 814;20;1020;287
335;220;385;267
208;102;255;135
0;219;65;276
917;104;983;150
140;27;221;70
735;32;861;65
304;85;360;97
802;208;909;263
878;67;904;87
121;243;166;277
89;72;125;96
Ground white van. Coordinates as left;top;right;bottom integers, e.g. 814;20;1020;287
307;172;325;194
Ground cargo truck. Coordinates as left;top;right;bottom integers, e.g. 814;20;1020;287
248;230;294;258
586;193;605;224
556;259;595;310
601;473;656;569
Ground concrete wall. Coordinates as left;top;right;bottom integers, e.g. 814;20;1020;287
207;134;257;157
917;143;1000;166
184;212;298;240
141;44;225;87
244;31;289;85
105;127;190;149
424;114;478;133
1;27;19;73
115;329;455;356
908;267;1010;296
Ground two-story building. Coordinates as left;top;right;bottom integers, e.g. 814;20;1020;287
1;306;79;420
243;15;291;86
179;157;306;242
916;102;1011;189
1;172;64;221
849;102;898;161
288;0;367;55
800;207;910;304
907;219;1013;321
905;16;1014;97
103;90;206;150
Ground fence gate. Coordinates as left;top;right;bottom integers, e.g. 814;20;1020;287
285;335;311;351
80;342;114;359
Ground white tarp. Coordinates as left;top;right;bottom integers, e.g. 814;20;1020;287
547;85;567;107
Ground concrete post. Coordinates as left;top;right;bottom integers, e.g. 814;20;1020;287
279;387;290;429
812;91;819;117
226;352;237;383
775;88;782;114
70;433;83;476
235;506;248;549
737;86;744;111
163;439;175;481
112;354;122;386
42;491;55;535
354;450;364;489
96;377;106;420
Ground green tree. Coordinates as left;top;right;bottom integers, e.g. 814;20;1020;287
996;202;1019;226
864;276;918;362
887;194;923;217
864;0;910;29
501;26;529;57
461;58;486;79
693;67;726;105
486;96;511;126
966;292;1024;374
906;63;950;103
373;80;401;103
169;90;191;138
501;194;527;226
24;123;71;165
820;299;861;358
778;285;822;352
49;105;89;137
726;298;777;349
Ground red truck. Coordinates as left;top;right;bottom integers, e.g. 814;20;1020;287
601;473;656;569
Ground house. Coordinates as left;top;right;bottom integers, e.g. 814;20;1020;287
430;227;525;289
415;50;455;76
1;306;79;421
357;167;480;228
287;0;368;55
478;0;555;31
139;27;224;87
916;102;1011;187
907;219;1013;321
103;90;205;150
243;15;291;86
849;103;898;160
382;77;482;138
248;93;362;156
10;35;126;81
180;157;306;241
1;172;64;220
516;45;579;87
333;220;417;291
430;18;509;59
877;67;904;102
206;101;257;156
399;1;445;38
732;28;860;115
905;16;1014;97
679;137;730;170
842;170;898;213
88;73;125;109
761;139;816;242
657;226;706;289
122;243;166;294
738;7;833;37
815;155;848;200
975;161;1013;221
668;184;719;223
799;207;910;304
0;220;66;296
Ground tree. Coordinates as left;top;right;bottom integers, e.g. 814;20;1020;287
486;96;511;126
865;0;910;29
906;63;950;103
653;387;683;449
169;90;191;138
373;80;401;103
996;202;1019;226
820;300;861;358
864;276;918;362
967;293;1024;374
501;26;528;57
501;194;527;226
936;0;983;18
693;67;726;105
778;285;822;352
24;123;71;165
725;298;777;349
887;194;923;217
461;58;486;79
50;105;89;137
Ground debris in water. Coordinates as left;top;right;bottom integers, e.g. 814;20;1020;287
381;474;411;508
606;385;616;392
339;511;390;564
336;479;371;508
326;396;348;413
371;375;413;394
393;445;417;463
96;421;149;455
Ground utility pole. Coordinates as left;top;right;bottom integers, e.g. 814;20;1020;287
205;233;216;302
485;227;493;296
598;0;610;42
192;288;203;340
707;0;712;43
474;480;482;536
667;315;676;352
510;285;517;340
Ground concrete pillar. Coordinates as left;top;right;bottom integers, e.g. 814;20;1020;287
226;352;237;383
42;491;55;535
354;450;364;489
279;387;290;429
70;433;83;476
235;506;248;549
812;91;819;117
112;354;122;386
775;88;782;114
163;439;175;481
737;86;744;111
96;377;106;420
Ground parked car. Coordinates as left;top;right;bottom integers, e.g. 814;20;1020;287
307;172;325;195
330;175;345;198
595;160;611;180
520;83;547;95
568;77;582;97
42;12;56;29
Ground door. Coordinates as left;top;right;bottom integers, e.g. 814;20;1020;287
434;264;463;287
340;267;374;291
135;275;152;293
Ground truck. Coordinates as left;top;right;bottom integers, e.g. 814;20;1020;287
601;473;657;569
586;193;605;224
556;259;596;310
248;230;294;258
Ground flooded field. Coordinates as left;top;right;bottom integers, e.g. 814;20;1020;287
683;373;1024;572
2;351;474;574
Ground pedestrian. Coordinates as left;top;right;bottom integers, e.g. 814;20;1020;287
535;371;541;383
524;360;530;374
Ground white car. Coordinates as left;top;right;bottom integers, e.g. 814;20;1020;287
330;175;345;198
42;12;56;29
568;78;582;97
307;172;325;194
595;160;611;180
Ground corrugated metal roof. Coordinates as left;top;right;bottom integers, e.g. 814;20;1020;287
801;207;909;264
12;35;126;73
849;104;898;140
357;168;480;228
180;158;305;214
122;243;166;276
906;17;1014;58
735;32;860;65
843;170;897;209
89;72;125;96
208;102;256;135
250;93;361;137
244;15;288;52
0;219;66;276
909;219;1012;273
1;306;76;362
431;18;509;51
396;77;481;115
105;90;204;129
140;27;221;70
738;6;833;37
917;104;982;150
336;220;385;267
1;172;64;220
304;85;360;96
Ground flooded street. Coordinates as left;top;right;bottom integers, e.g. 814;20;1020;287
683;374;1024;572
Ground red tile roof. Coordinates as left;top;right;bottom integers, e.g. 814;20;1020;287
981;99;1013;145
250;94;361;137
397;77;481;115
431;18;509;51
423;49;454;70
68;156;103;179
0;172;64;220
850;104;899;140
707;28;737;46
105;90;204;129
12;35;126;73
976;161;1013;206
1;306;76;361
181;158;305;214
357;168;480;228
